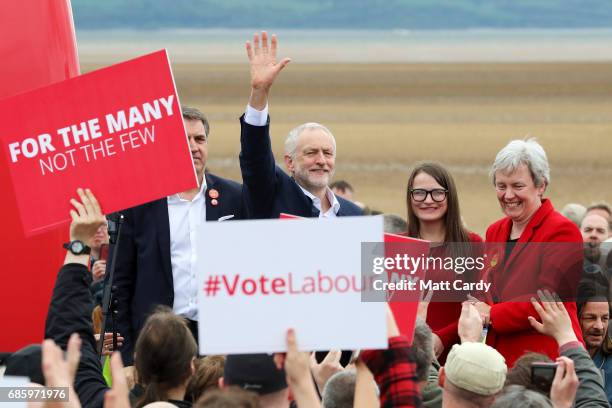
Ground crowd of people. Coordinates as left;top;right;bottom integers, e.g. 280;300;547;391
3;31;612;408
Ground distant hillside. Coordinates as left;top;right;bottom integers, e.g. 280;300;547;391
71;0;612;29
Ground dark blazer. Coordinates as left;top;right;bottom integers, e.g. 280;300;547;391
484;198;584;366
239;115;362;219
113;173;245;364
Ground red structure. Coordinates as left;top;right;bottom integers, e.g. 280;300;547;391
0;0;80;352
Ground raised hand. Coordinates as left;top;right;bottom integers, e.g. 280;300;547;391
550;356;579;408
310;350;344;393
246;31;291;109
528;289;577;346
41;334;82;408
69;188;106;247
458;301;483;343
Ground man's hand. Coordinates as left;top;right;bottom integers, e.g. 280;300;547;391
103;353;131;408
528;290;578;346
41;334;82;408
310;350;343;394
459;302;484;343
468;294;491;325
274;329;321;408
246;31;291;110
94;332;125;357
92;260;106;281
69;188;106;247
550;356;579;408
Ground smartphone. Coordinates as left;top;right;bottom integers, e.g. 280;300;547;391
99;244;109;261
531;362;557;392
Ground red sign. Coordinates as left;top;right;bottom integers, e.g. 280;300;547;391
0;50;197;235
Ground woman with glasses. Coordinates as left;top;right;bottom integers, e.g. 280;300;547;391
405;161;482;361
470;138;584;367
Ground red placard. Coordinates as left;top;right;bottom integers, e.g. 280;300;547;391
0;50;197;235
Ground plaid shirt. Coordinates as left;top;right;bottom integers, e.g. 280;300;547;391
361;336;423;408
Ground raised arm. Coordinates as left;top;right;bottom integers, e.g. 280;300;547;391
240;32;291;218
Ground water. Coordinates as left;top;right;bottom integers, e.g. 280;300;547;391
76;28;612;64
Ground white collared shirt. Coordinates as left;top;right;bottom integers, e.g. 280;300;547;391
167;178;207;320
299;185;340;218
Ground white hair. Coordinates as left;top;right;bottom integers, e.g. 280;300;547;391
284;122;337;158
490;138;550;187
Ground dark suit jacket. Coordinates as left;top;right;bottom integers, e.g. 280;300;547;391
239;115;362;219
113;173;245;364
484;198;584;366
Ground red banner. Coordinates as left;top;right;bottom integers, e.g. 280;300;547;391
0;50;197;235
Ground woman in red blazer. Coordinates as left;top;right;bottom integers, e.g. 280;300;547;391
475;139;584;367
405;162;483;362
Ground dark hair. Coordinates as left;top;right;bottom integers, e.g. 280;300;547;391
330;180;354;193
195;387;261;408
587;202;612;217
406;162;470;243
186;355;226;402
182;106;210;138
135;306;198;407
505;352;552;397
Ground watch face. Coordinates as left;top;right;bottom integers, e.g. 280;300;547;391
72;241;84;253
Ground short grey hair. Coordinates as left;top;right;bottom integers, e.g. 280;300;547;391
284;122;337;158
322;370;356;408
491;385;552;408
182;106;210;138
412;318;434;382
490;138;550;188
383;214;408;235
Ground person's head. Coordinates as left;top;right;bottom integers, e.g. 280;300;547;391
412;318;434;390
284;123;336;194
330;180;354;201
581;213;610;246
4;344;44;385
490;385;552;408
490;138;549;226
504;352;552;397
92;219;109;250
182;106;210;182
321;370;356;408
186;355;226;403
406;162;468;242
383;214;408;235
135;306;198;407
440;342;507;408
194;387;261;408
560;203;587;228
578;300;610;355
222;354;288;408
586;202;612;223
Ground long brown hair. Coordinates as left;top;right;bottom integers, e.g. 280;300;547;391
135;306;198;407
406;162;470;243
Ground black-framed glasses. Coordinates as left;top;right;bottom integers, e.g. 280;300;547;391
410;188;448;202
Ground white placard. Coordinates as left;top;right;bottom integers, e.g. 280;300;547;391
196;216;386;354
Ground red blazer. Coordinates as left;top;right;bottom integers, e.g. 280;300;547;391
426;232;483;363
485;199;584;367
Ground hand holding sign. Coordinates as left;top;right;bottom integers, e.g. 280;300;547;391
69;188;106;247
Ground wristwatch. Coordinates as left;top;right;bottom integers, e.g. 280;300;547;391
63;240;91;255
